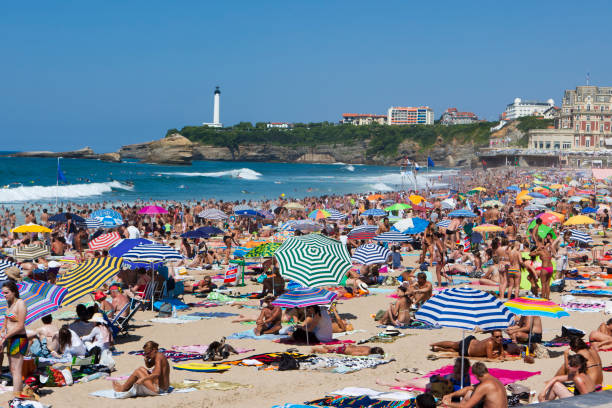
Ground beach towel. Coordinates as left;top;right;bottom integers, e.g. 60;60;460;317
148;317;190;324
90;385;188;399
227;329;287;341
274;338;355;346
306;395;415;407
427;351;522;362
357;333;409;344
187;311;239;318
129;348;202;362
300;355;393;373
188;301;222;308
226;352;313;366
331;387;415;400
171;345;254;355
171;378;253;391
570;289;612;296
153;299;189;311
392;365;540;392
173;363;231;372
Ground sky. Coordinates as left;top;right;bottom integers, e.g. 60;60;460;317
2;0;612;152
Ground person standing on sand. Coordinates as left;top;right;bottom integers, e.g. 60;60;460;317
0;281;28;398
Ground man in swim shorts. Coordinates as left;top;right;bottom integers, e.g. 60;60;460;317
112;340;170;394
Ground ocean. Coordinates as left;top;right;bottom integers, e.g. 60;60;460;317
0;155;455;205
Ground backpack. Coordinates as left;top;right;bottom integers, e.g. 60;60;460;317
278;354;299;371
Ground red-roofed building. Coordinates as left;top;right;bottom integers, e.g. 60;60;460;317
440;108;479;125
341;113;387;125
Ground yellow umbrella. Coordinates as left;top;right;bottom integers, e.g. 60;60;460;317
473;224;503;232
549;184;563;189
408;194;426;205
471;187;486;192
11;223;52;233
564;215;598;226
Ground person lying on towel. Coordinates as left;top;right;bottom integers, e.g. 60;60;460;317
430;330;507;360
310;344;384;356
112;340;170;395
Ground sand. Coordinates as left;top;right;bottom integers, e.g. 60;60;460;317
9;254;612;408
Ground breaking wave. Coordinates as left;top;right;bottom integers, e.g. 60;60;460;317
0;181;133;203
158;168;262;180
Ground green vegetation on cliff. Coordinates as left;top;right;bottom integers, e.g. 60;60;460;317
516;116;554;147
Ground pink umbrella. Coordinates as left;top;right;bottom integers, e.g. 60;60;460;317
138;205;168;215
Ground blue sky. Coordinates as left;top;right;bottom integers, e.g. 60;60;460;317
2;0;611;152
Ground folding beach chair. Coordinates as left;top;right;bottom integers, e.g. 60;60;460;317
114;299;143;336
102;302;131;338
133;281;157;310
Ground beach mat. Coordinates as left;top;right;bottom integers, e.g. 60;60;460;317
305;395;414;407
173;363;232;372
227;329;287;341
274;338;355;345
427;351;522;362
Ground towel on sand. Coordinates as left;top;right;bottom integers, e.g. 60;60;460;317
90;385;192;399
274;338;355;346
129;348;202;362
227;329;287;340
171;345;254;355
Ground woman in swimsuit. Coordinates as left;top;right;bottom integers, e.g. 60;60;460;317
0;281;27;397
223;231;238;265
555;337;603;386
379;286;411;327
539;354;600;401
531;238;554;300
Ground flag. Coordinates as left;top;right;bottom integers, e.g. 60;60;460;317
427;157;435;167
57;160;67;184
224;266;238;284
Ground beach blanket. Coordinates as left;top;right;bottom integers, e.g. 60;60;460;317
274;338;355;346
570;289;612;296
357;334;409;344
90;385;196;399
300;355;393;374
227;329;287;340
187;311;239;318
148;317;191;324
226;352;313;366
129;348;202;362
188;301;222;308
173;363;231;372
427;351;521;362
306;395;415;407
171;345;254;354
392;365;540;392
331;387;415;400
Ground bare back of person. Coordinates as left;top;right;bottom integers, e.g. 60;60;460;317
477;375;508;408
469;337;502;358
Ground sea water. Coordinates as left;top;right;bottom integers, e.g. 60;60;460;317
0;155;455;205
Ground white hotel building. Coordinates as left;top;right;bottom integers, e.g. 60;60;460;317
503;98;555;120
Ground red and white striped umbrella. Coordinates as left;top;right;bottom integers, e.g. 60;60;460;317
88;232;122;250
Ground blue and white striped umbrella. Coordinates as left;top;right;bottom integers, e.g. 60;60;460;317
415;287;513;331
91;209;123;227
373;231;412;243
198;208;228;220
347;225;378;240
84;218;103;229
448;210;477;218
569;229;593;244
361;209;387;217
436;220;451;228
326;209;347;220
351;243;391;265
122;243;183;262
271;287;337;308
0;259;19;281
233;205;254;212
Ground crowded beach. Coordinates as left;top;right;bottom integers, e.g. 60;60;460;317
0;167;611;407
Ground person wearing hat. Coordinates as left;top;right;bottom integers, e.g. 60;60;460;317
4;266;22;283
94;291;113;315
109;285;129;319
81;313;112;352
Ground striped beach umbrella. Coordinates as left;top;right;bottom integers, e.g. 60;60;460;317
347;225;378;240
448;210;477;218
326;209;347;220
245;242;282;259
361;209;387;217
271;287;337;308
504;297;569;319
274;234;352;287
352;243;391;265
56;257;123;306
88;232;122;250
0;260;19;281
373;231;411;243
14;244;50;261
436;220;451;228
233;204;254;212
122;243;183;262
198;208;228;220
91;209;123;227
84;218;103;229
568;229;593;244
138;205;168;215
292;220;324;233
0;281;67;326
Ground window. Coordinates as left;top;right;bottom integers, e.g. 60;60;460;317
601;125;604;132
545;142;551;149
539;142;544;149
554;142;560;149
563;142;572;149
586;138;591;147
587;124;591;132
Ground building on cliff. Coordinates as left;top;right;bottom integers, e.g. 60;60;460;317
529;85;612;151
440;108;479;125
387;106;434;125
340;113;387;125
503;98;555;120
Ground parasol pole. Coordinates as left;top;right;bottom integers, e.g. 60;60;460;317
460;329;466;389
528;316;534;354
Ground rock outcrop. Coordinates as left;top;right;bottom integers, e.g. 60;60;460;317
98;152;121;162
144;134;193;165
10;147;97;159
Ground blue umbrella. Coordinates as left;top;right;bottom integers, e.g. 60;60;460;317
351;243;391;265
49;212;85;224
581;207;597;214
436;220;451;228
91;209;123;227
196;226;225;236
361;209;387;217
0;259;20;281
507;185;521;191
122;243;183;262
108;238;153;257
84;218;103;229
373;231;412;243
568;229;593;244
326;209;347;220
392;217;429;235
448;210;477;218
271;287;337;308
528;192;546;199
235;209;266;218
181;230;211;239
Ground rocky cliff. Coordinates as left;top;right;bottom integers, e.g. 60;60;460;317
119;134;194;165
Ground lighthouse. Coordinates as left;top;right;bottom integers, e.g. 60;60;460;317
202;86;223;128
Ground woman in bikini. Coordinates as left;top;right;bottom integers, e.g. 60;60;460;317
531;237;554;300
555;337;603;386
223;231;238;265
379;286;411;327
0;281;27;398
539;354;600;401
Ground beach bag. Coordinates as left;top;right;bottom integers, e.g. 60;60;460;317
278;354;299;371
550;279;565;293
257;274;267;284
41;367;72;387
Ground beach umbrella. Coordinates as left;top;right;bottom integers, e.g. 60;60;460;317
351;243;391;265
373;231;412;243
473;224;502;233
196;226;225;236
568;196;588;203
271;287;337;308
122;243;183;262
308;209;331;220
532;197;554;206
385;203;412;211
274;234;352;287
138;205;168;215
581;207;597;214
233;204;254;212
526;222;557;240
568;229;593;244
292;220;324;233
108;238;153;257
440;199;456;210
528;192;546;199
507;185;521;191
436;220;451;228
597;205;610;214
91;209;124;227
326;209;347;220
524;204;547;211
88;231;122;250
416;287;513;388
49;213;85;224
84;218;103;229
181;230;211;239
14;244;50;261
235;209;266;218
347;225;378;240
198;209;228;220
284;202;305;210
0;260;20;281
245;242;282;259
536;212;564;224
361;208;387;217
481;200;504;208
367;194;384;201
564;215;597;226
408;194;426;205
0;281;67;326
393;217;429;235
11;223;52;234
504;297;569;350
56;257;123;306
448;210;477;218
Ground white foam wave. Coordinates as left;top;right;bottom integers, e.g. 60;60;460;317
158;168;262;180
369;183;394;192
361;171;450;190
0;181;133;203
344;165;355;172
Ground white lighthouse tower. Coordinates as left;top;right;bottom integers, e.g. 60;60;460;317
203;86;223;128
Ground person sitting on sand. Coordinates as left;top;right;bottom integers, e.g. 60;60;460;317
290;305;333;344
68;304;95;337
589;317;612;349
28;314;59;358
406;272;432;306
184;276;215;294
555;336;603;386
52;325;87;358
328;303;353;333
378;286;411;327
430;330;506;360
113;340;170;395
539;354;601;401
376;357;470;392
310;344;384;356
415;393;436;408
254;296;282;335
442;362;508;408
506;315;542;344
94;291;113;315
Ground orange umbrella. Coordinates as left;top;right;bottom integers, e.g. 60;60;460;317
367;194;384;201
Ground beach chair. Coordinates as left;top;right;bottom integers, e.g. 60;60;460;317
133;281;157;310
113;299;142;336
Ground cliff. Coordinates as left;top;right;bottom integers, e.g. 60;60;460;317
119;134;193;165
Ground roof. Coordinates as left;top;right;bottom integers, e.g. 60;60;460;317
342;113;386;118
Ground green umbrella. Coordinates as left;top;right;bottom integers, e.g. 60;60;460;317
385;203;412;211
526;221;557;240
274;234;352;287
244;242;282;259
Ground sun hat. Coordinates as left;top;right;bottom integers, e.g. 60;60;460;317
89;313;106;324
5;266;21;281
94;291;106;301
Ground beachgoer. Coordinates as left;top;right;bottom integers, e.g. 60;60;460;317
52;325;87;358
430;330;506;360
506;315;542;344
539;354;600;401
442;362;508;408
254;296;282;335
0;281;27;397
109;285;130;319
112;340;170;394
310;344;384;356
379;286;411;327
556;336;603;386
81;313;113;352
589;318;612;349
